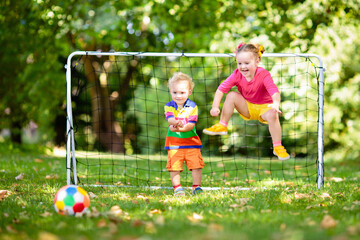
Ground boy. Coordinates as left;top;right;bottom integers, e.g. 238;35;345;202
164;72;204;196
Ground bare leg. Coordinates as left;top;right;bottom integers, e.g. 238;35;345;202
261;109;281;142
192;169;202;186
220;92;250;123
170;171;181;187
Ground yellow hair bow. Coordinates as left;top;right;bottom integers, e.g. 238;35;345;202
258;45;264;57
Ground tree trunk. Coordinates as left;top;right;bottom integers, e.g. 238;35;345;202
83;56;124;153
10;120;22;144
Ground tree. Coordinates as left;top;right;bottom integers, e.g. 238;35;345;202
0;0;75;143
1;0;360;159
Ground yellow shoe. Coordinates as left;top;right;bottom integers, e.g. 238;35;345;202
273;145;290;161
203;123;228;136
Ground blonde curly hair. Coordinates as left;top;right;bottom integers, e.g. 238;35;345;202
167;72;194;90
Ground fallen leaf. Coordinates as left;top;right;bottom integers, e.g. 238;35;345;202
295;192;310;199
245;179;256;183
45;174;59;180
131;219;143;227
136;195;146;199
6;225;18;234
333;192;345;197
284;182;294;186
280;223;286;231
97;219;107;228
149;209;162;215
0;190;10;201
145;222;157;234
88;192;97;199
117;236;138;240
347;225;360;236
154;215;165;226
98;202;108;207
229;204;243;208
260;209;272;213
329;177;343;182
108;215;123;224
320;215;337;229
109;205;123;217
87;207;100;218
40;211;53;217
320;193;331;200
237;198;250;205
187;213;203;223
15;173;24;180
208;223;223;232
305;218;316;226
12;218;20;224
38;232;59;240
34;159;43;163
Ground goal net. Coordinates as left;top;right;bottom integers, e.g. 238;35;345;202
65;52;325;189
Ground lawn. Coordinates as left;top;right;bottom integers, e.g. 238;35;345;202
0;144;359;240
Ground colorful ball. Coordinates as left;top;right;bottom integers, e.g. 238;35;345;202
54;185;90;216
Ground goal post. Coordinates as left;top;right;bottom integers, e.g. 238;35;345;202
65;51;325;189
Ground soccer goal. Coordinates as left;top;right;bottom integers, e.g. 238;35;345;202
65;51;325;189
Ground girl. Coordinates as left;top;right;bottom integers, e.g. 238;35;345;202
203;43;289;160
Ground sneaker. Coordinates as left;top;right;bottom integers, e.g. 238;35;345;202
273;145;290;161
192;186;203;195
203;123;228;135
174;187;185;197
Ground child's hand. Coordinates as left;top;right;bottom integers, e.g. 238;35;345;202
267;103;282;114
210;107;221;117
176;120;184;128
169;125;178;132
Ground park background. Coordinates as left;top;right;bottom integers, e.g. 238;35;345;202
0;1;360;240
1;0;359;161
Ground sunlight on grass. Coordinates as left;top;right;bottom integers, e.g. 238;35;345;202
0;148;359;240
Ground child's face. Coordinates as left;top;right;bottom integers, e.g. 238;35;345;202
169;80;192;107
236;51;260;81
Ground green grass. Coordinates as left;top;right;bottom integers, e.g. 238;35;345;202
0;145;359;240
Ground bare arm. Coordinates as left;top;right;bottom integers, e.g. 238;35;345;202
210;89;225;116
268;92;282;113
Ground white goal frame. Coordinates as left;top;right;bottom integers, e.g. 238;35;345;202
65;51;325;189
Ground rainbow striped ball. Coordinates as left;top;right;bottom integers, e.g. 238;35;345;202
54;185;90;216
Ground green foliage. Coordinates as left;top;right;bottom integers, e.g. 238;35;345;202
0;0;359;159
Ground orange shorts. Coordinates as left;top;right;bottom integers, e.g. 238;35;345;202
167;148;204;172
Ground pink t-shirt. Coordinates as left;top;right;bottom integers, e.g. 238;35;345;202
218;67;279;104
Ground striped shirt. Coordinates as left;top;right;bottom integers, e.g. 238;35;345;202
218;67;279;104
164;99;202;150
